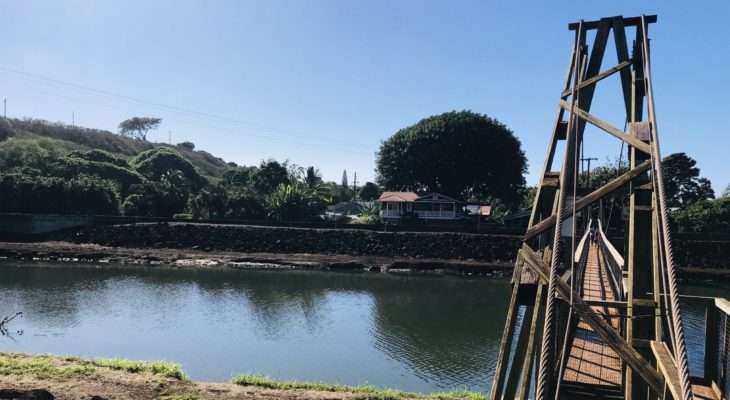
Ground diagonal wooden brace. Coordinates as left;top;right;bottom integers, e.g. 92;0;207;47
559;100;652;154
561;60;632;99
526;160;651;240
519;244;665;395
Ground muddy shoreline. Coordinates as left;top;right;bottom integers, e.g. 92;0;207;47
0;241;513;277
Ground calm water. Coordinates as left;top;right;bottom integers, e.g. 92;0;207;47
0;262;511;393
1;262;727;393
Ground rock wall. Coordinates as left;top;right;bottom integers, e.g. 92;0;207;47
56;222;522;263
52;222;730;269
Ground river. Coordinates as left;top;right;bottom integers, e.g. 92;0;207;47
0;262;724;394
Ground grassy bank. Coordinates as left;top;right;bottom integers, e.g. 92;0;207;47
0;351;486;400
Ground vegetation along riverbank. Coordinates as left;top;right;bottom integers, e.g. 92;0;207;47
0;352;486;400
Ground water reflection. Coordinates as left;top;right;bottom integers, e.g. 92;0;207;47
0;263;508;392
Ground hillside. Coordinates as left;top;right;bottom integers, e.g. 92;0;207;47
0;117;234;179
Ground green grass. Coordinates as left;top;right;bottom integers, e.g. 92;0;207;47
93;357;187;380
231;374;485;400
0;355;95;380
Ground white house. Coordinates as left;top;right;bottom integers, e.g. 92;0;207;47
376;192;461;220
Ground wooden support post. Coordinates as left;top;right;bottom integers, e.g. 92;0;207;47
489;262;524;400
626;23;655;399
705;302;719;384
518;283;545;400
504;303;535;398
613;16;634;119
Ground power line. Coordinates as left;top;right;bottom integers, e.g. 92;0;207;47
0;66;368;148
0;79;371;156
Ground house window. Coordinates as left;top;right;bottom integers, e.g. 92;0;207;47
442;203;454;212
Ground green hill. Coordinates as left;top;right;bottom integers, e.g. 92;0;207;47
0;117;234;180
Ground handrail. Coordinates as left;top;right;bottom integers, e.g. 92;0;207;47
597;219;624;267
597;218;624;300
573;220;592;264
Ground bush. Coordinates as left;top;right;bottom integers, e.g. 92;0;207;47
0;137;61;170
0;118;14;141
350;215;380;225
49;156;144;196
177;141;195;150
399;211;420;225
225;189;265;219
673;197;730;233
66;149;130;168
132;148;207;191
122;182;188;217
0;173;120;215
265;182;324;221
188;185;228;219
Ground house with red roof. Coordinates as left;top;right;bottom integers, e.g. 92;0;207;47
376;192;462;220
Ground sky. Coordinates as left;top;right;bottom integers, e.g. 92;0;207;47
0;1;727;195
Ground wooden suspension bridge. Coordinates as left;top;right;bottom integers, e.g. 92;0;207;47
489;15;729;400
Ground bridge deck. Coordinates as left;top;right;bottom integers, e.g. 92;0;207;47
559;242;623;399
556;242;718;400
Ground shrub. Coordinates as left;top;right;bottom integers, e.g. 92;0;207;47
0;173;120;215
177;141;195;150
66;149;130;168
122;182;188;217
673;197;730;233
0;118;14;141
132;148;207;191
265;182;324;221
0;137;61;170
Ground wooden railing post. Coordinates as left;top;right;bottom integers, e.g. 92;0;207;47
705;302;719;384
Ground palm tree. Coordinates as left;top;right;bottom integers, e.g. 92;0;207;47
301;166;323;190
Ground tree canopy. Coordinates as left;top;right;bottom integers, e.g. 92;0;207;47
131;148;206;191
359;182;382;201
119;117;161;141
376;110;527;207
661;152;714;208
250;160;290;194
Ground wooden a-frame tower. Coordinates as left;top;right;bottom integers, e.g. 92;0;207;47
489;15;701;400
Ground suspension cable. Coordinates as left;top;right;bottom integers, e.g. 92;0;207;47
554;56;585;400
640;15;694;400
536;20;584;400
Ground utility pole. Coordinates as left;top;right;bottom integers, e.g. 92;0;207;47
3;98;6;118
72;111;75;127
352;172;358;201
580;157;597;187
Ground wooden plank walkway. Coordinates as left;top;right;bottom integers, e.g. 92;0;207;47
559;241;623;399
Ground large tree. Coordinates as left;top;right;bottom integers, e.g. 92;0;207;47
119;117;161;141
250;159;290;195
661;152;714;208
376;110;526;207
359;181;382;201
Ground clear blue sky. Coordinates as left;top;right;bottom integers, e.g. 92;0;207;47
1;1;727;194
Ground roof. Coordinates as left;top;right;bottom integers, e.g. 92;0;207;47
465;205;492;216
376;192;462;203
327;201;373;214
377;192;420;202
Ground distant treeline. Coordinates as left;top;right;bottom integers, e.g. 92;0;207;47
0;118;380;222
